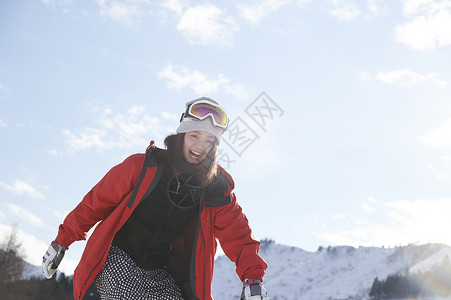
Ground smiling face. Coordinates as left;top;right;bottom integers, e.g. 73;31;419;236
183;130;216;164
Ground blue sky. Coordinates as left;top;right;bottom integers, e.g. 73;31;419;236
1;0;451;276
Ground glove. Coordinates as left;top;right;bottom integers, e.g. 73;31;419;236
240;278;270;300
42;241;67;279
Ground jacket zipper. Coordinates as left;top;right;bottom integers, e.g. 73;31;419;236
78;236;113;299
78;146;160;299
199;205;208;298
190;196;206;300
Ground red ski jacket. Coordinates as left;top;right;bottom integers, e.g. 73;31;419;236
55;142;267;300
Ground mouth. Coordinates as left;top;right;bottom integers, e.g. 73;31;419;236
189;150;202;160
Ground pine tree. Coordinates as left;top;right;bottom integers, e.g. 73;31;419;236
0;227;26;298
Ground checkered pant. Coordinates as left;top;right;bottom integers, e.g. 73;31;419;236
95;246;185;300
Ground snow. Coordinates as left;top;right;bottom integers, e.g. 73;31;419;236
22;260;45;279
19;242;451;299
212;243;451;300
22;259;63;280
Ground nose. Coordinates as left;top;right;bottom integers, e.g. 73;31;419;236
194;140;211;151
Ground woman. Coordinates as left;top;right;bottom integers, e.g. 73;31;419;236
42;97;269;300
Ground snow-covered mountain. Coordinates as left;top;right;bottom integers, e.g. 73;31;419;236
22;259;66;280
19;242;451;299
23;259;44;279
212;242;451;300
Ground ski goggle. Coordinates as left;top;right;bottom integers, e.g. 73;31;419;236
181;100;229;131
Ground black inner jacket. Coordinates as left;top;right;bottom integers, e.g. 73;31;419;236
112;155;203;271
113;147;233;299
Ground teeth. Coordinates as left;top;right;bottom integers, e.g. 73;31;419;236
190;150;201;158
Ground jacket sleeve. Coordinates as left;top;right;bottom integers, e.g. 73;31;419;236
213;192;268;281
55;153;144;248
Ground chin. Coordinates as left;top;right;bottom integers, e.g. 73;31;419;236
184;155;200;164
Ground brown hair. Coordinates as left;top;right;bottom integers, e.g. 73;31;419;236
164;133;218;186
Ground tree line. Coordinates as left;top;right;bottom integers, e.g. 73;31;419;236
0;228;99;299
369;256;451;299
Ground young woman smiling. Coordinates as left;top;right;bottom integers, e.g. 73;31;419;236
42;97;270;300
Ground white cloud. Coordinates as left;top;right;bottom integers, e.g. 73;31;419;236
0;83;9;101
367;0;389;17
160;0;188;17
361;195;379;215
63;128;107;151
385;198;451;244
94;1;238;45
0;224;48;266
329;1;362;21
158;64;251;100
63;104;163;152
0;83;8;93
237;0;291;25
395;0;451;50
7;204;44;227
402;0;438;16
0;180;45;199
242;147;278;175
367;196;378;204
357;71;371;81
49;149;63;156
127;104;146;115
158;64;228;94
318;227;370;246
0;223;81;274
96;0;149;26
329;0;390;20
418;118;451;149
316;198;451;247
361;203;375;214
435;173;446;179
161;111;179;122
176;3;238;46
222;83;252;101
376;69;446;87
0;119;6;127
334;213;347;220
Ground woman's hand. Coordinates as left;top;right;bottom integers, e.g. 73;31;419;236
240;278;270;300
